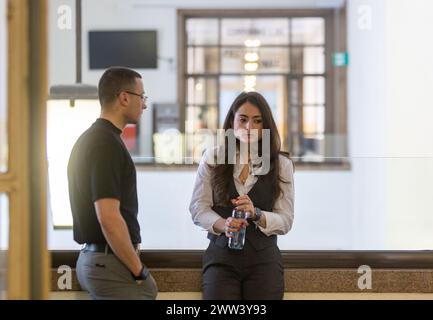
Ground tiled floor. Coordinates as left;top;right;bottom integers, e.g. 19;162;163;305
49;291;433;300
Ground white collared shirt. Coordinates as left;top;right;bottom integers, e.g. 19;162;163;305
189;147;295;236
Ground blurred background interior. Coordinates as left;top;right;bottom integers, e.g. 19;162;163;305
1;0;433;299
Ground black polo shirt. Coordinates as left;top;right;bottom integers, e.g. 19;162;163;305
67;118;140;244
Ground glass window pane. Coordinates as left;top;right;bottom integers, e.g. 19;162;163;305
153;103;180;134
187;77;218;105
292;47;325;74
186;19;219;45
298;133;325;160
323;133;348;158
186;105;218;132
184;105;218;164
303;105;325;135
292;18;325;45
0;193;9;300
219;75;287;135
292;133;346;160
0;0;7;173
221;18;289;45
221;47;289;74
153;131;184;165
303;76;325;104
187;47;219;74
47;100;100;227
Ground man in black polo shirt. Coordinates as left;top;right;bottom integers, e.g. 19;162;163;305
68;67;157;300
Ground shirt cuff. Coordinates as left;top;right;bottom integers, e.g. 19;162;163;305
209;221;223;235
256;210;275;236
202;214;223;235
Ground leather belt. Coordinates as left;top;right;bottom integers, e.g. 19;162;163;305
84;243;140;254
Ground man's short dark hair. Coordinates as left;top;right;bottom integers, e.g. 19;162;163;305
98;67;142;107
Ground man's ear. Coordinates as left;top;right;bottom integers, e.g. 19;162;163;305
118;92;129;106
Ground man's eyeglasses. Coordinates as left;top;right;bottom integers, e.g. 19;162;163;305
120;91;148;102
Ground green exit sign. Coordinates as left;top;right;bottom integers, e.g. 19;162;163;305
332;52;349;67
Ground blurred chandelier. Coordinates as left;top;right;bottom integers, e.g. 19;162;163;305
243;38;260;92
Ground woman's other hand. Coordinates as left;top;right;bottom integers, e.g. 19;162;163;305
231;195;255;219
224;217;249;238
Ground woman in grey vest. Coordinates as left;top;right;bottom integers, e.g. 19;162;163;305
189;91;295;300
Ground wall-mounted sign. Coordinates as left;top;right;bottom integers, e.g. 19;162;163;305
332;52;349;67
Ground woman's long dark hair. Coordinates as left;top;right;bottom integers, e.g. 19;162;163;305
210;91;291;207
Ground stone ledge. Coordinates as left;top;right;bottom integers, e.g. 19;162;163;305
52;268;433;293
50;291;433;300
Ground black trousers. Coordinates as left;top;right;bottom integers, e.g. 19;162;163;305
202;241;284;300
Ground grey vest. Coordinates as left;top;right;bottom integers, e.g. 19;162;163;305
208;174;277;251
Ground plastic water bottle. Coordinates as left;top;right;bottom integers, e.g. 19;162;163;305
228;210;247;250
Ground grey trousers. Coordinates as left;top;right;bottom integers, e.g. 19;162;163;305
76;249;158;300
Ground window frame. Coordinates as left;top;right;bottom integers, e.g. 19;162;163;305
177;8;348;169
0;0;50;299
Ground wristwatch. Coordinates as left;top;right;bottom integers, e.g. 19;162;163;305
253;207;262;222
131;265;149;283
